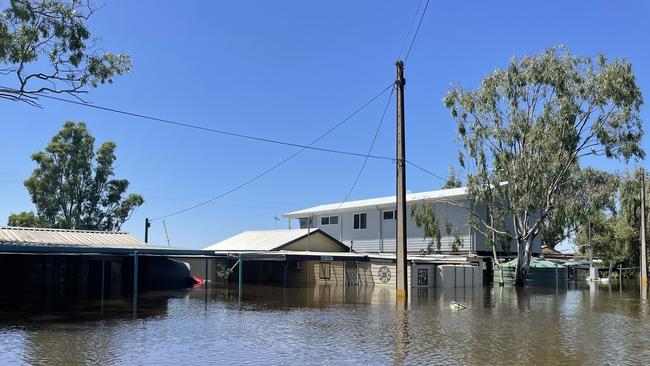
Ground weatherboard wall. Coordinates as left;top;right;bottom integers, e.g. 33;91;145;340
303;200;473;254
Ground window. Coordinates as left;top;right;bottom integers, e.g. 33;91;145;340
320;215;339;225
417;268;429;286
299;216;314;228
296;261;304;270
319;262;331;279
353;213;367;230
383;210;396;221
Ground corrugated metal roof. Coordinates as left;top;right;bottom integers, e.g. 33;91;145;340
0;226;148;249
204;229;326;251
283;187;468;217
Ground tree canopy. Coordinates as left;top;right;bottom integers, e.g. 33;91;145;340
444;46;644;285
0;0;131;106
575;168;648;271
541;168;619;250
8;121;144;230
441;166;462;189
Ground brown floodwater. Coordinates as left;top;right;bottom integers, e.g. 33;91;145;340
0;281;649;365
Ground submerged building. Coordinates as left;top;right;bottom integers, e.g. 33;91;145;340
283;187;541;255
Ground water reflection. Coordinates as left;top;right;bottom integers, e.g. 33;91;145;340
1;283;649;365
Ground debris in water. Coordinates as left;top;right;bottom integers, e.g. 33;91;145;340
450;301;468;310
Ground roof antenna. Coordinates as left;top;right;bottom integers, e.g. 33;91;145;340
162;220;171;246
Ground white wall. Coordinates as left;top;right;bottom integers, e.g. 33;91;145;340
300;199;473;253
295;198;542;255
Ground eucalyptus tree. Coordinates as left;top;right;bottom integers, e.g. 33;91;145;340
0;0;131;105
8;121;144;230
444;46;644;285
541;168;619;250
576;169;650;271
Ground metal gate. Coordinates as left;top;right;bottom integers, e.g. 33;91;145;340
345;261;359;285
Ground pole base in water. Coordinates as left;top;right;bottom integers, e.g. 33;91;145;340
396;288;406;300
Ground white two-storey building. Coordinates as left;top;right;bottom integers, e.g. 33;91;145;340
283;187;541;255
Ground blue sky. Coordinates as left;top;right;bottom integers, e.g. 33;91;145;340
1;0;649;249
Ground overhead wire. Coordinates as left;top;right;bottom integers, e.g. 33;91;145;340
150;84;394;220
2;84;445;185
2;0;444;221
398;0;425;59
336;87;395;210
0;85;393;161
331;0;440;211
404;0;431;61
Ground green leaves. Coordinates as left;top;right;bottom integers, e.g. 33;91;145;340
0;1;132;105
445;46;644;284
11;121;143;231
411;202;441;254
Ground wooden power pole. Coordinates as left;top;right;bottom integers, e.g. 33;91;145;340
641;167;648;287
144;218;150;244
395;60;408;299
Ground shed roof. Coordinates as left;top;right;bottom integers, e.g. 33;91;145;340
502;257;564;268
0;226;148;249
283;187;467;217
204;229;346;252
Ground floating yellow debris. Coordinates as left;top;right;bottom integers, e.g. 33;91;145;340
450;301;468;310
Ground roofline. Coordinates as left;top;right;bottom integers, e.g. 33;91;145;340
282;187;468;218
0;244;225;256
274;228;352;252
0;226;133;235
209;228;352;252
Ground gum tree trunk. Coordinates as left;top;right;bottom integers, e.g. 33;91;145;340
514;237;533;286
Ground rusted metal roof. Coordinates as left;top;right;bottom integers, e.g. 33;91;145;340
0;226;148;249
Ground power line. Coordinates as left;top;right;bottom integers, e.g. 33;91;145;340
3;84;446;182
150;85;395;221
406;160;446;182
0;84;398;161
404;0;431;61
398;0;425;59
337;87;394;210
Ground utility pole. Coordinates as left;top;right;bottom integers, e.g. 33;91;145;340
144;218;150;244
395;60;408;300
588;221;595;280
641;167;648;287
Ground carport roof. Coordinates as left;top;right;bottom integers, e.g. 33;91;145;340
0;226;148;249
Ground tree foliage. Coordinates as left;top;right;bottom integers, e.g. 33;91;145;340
541;168;619;249
575;168;648;269
8;121;144;230
411;202;441;254
442;166;462;189
444;46;644;285
7;210;46;227
411;201;464;254
0;0;131;106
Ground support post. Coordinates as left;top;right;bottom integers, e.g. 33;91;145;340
100;259;105;314
144;218;150;244
588;221;596;280
641;167;648;288
205;257;209;304
395;60;408;300
205;257;209;285
132;251;139;316
283;261;288;288
608;260;612;282
619;264;623;281
238;253;244;303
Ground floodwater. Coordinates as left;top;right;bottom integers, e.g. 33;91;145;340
1;282;649;365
